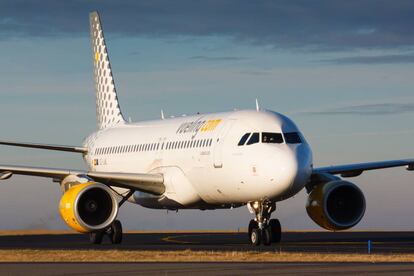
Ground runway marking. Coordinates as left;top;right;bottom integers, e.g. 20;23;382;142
161;234;201;244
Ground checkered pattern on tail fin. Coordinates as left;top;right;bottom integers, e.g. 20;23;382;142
90;11;125;129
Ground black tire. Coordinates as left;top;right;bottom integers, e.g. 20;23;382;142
262;227;272;246
269;219;282;243
250;228;261;246
110;220;123;244
248;219;258;238
89;231;104;244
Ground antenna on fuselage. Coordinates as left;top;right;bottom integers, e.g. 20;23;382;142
161;109;165;120
255;98;260;111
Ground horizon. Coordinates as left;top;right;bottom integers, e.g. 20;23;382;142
0;1;414;231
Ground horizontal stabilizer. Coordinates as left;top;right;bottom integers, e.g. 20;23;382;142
0;140;87;153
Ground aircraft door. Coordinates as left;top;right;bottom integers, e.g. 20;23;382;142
213;119;236;168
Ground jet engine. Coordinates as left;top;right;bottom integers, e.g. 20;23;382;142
59;182;118;233
306;180;365;231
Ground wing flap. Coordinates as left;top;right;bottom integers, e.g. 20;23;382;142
314;159;414;177
0;140;87;153
0;164;164;195
0;165;82;179
87;171;165;195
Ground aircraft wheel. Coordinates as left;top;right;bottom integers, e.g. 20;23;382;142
110;220;123;244
250;228;261;246
269;218;281;243
89;231;104;244
248;219;258;238
262;227;272;246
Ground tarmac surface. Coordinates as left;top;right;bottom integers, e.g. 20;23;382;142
2;231;414;275
1;231;414;253
2;262;414;276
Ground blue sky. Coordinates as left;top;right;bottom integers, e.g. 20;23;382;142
0;1;414;230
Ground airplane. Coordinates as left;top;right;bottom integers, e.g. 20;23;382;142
0;11;413;246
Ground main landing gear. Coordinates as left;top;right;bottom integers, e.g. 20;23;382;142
247;200;281;246
89;190;133;245
89;219;123;245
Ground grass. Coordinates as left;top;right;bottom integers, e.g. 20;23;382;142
1;230;413;262
0;250;414;262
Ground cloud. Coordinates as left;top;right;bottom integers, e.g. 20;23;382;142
321;54;414;64
299;103;414;116
189;55;248;61
2;1;414;50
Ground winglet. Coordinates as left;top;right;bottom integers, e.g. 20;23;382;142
255;98;260;111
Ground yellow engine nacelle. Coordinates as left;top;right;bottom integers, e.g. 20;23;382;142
306;180;366;231
59;182;118;233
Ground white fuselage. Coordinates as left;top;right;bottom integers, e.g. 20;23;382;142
82;109;313;210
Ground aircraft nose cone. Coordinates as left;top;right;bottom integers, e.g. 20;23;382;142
289;145;313;192
272;145;312;196
278;150;299;187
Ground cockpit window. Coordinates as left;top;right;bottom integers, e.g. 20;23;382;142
246;132;260;145
238;133;251;146
284;132;302;144
262;132;284;144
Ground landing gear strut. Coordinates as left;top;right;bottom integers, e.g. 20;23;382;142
247;200;281;246
89;219;123;244
88;190;133;245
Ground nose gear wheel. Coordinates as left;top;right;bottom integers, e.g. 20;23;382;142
247;200;281;246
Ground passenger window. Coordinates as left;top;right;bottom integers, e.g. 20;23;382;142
238;133;251;146
262;132;284;144
284;132;302;144
246;133;259;145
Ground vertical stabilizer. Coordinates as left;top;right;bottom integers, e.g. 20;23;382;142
89;11;126;129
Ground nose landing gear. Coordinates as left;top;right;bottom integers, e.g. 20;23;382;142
247;200;281;246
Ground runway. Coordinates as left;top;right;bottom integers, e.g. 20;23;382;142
1;231;414;253
1;231;414;274
2;262;414;276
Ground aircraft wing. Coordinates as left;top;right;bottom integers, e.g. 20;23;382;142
313;159;414;178
0;140;88;153
0;164;165;195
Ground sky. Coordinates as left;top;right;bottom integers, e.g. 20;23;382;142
0;0;414;231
